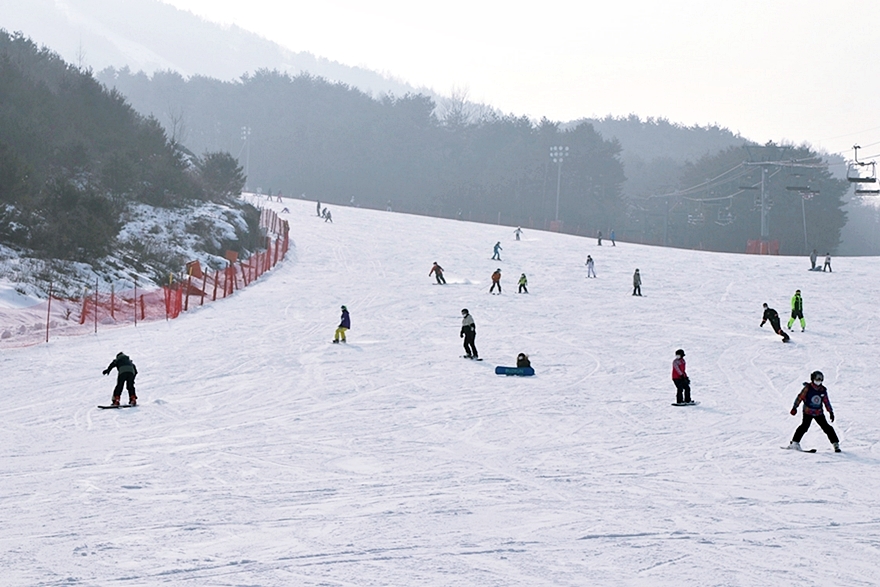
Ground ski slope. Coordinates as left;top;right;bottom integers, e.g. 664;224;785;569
2;197;879;586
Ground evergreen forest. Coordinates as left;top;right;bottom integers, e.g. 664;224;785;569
100;67;850;255
0;31;253;280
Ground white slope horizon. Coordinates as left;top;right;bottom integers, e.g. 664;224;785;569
2;197;879;586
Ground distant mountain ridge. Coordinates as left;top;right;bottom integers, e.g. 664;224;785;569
0;0;422;97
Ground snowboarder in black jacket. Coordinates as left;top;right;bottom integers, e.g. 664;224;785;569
761;303;790;342
460;308;478;359
103;352;138;406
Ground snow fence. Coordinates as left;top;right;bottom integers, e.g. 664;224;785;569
0;207;289;348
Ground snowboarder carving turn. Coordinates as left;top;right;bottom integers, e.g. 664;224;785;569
671;349;693;405
429;262;446;284
787;371;840;452
761;303;790;342
460;308;478;359
103;352;138;406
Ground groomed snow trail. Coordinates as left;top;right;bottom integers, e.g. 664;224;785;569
2;198;879;586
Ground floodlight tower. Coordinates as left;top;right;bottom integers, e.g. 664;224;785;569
549;146;569;222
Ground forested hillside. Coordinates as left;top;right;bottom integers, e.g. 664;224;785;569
102;67;851;254
99;68;627;235
0;31;256;292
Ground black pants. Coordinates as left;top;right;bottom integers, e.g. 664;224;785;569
113;372;137;402
518;284;528;293
632;285;641;296
463;333;478;358
792;413;838;444
490;282;501;293
769;319;789;341
435;273;446;284
673;378;691;404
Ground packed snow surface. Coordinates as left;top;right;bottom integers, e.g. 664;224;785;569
2;198;879;586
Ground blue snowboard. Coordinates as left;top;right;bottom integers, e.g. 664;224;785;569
495;366;535;376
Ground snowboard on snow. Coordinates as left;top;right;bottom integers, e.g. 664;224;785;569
461;355;483;361
671;401;700;407
495;366;535;376
781;446;818;453
98;404;137;409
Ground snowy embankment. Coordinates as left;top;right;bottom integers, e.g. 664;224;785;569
1;197;879;586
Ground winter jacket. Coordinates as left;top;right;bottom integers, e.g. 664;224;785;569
429;264;444;276
793;382;833;417
517;354;531;368
460;313;475;337
339;309;351;329
672;357;687;380
633;271;641;286
104;353;137;376
791;293;803;313
491;270;501;283
518;274;527;286
761;307;781;326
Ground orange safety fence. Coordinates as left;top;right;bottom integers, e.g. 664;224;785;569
0;207;290;348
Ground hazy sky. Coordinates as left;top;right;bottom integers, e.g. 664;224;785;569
160;0;880;157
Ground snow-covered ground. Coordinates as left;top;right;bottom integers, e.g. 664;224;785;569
2;197;879;586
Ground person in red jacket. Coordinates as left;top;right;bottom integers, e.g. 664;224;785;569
429;262;446;284
489;268;502;294
788;370;840;452
672;348;692;405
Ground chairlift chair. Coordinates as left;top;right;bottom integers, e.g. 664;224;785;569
848;145;877;183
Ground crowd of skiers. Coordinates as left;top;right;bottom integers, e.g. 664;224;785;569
101;201;844;453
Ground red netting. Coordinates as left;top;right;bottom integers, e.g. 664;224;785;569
0;208;290;348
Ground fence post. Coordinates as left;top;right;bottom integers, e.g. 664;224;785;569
46;282;53;343
200;272;208;306
134;279;138;327
184;274;192;311
94;279;98;334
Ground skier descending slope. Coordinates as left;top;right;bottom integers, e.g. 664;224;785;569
760;303;790;342
787;370;840;452
460;308;479;360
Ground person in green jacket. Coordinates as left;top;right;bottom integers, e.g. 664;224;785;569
787;289;806;332
518;273;528;294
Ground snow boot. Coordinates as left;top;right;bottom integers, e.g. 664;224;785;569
788;441;802;451
833;442;841;453
332;339;339;344
129;396;137;406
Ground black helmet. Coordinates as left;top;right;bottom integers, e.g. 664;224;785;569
811;370;824;382
461;308;468;315
341;305;347;311
675;349;685;357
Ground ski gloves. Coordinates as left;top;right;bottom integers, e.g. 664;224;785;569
102;369;110;375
